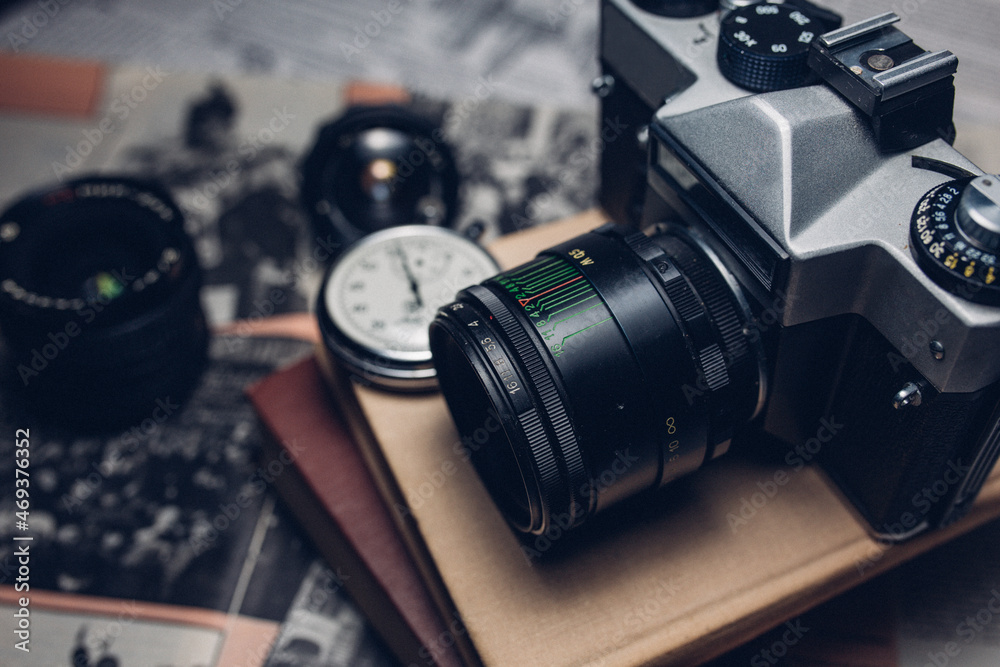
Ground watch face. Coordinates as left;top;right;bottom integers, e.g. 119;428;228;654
318;225;499;389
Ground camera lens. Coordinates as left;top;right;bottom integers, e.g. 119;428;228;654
301;105;461;255
429;224;765;534
0;176;207;430
631;0;719;19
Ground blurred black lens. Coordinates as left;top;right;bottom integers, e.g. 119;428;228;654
631;0;719;18
301;105;461;255
429;224;765;534
0;176;207;430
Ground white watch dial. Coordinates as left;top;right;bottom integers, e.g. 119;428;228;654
323;226;499;365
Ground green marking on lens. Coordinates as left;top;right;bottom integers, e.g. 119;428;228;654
499;255;613;358
502;256;595;315
505;256;575;292
94;272;124;300
539;281;595;314
546;300;604;330
558;317;613;346
522;263;576;292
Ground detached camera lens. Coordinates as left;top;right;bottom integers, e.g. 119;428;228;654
0;177;207;430
631;0;719;18
429;224;765;534
301;105;461;255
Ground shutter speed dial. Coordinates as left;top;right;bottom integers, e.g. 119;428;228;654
718;2;823;92
911;176;1000;305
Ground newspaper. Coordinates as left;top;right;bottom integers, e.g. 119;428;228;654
0;0;996;169
0;336;398;666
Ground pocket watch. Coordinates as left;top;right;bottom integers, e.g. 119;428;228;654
316;225;499;391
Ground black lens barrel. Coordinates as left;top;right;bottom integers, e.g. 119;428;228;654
430;224;763;535
0;176;207;430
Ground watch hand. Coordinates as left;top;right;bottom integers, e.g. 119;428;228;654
396;244;424;308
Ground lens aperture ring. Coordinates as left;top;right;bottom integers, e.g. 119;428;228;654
657;235;749;371
469;285;592;528
623;230;734;390
653;233;759;442
623;232;702;321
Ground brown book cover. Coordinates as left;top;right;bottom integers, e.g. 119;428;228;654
0;53;105;117
248;354;463;667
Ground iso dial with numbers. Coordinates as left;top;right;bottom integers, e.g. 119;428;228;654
717;2;829;92
317;225;499;390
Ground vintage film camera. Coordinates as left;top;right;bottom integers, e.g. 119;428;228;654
429;0;1000;542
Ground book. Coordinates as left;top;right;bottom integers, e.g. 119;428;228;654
247;351;463;667
316;210;1000;667
245;311;903;667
